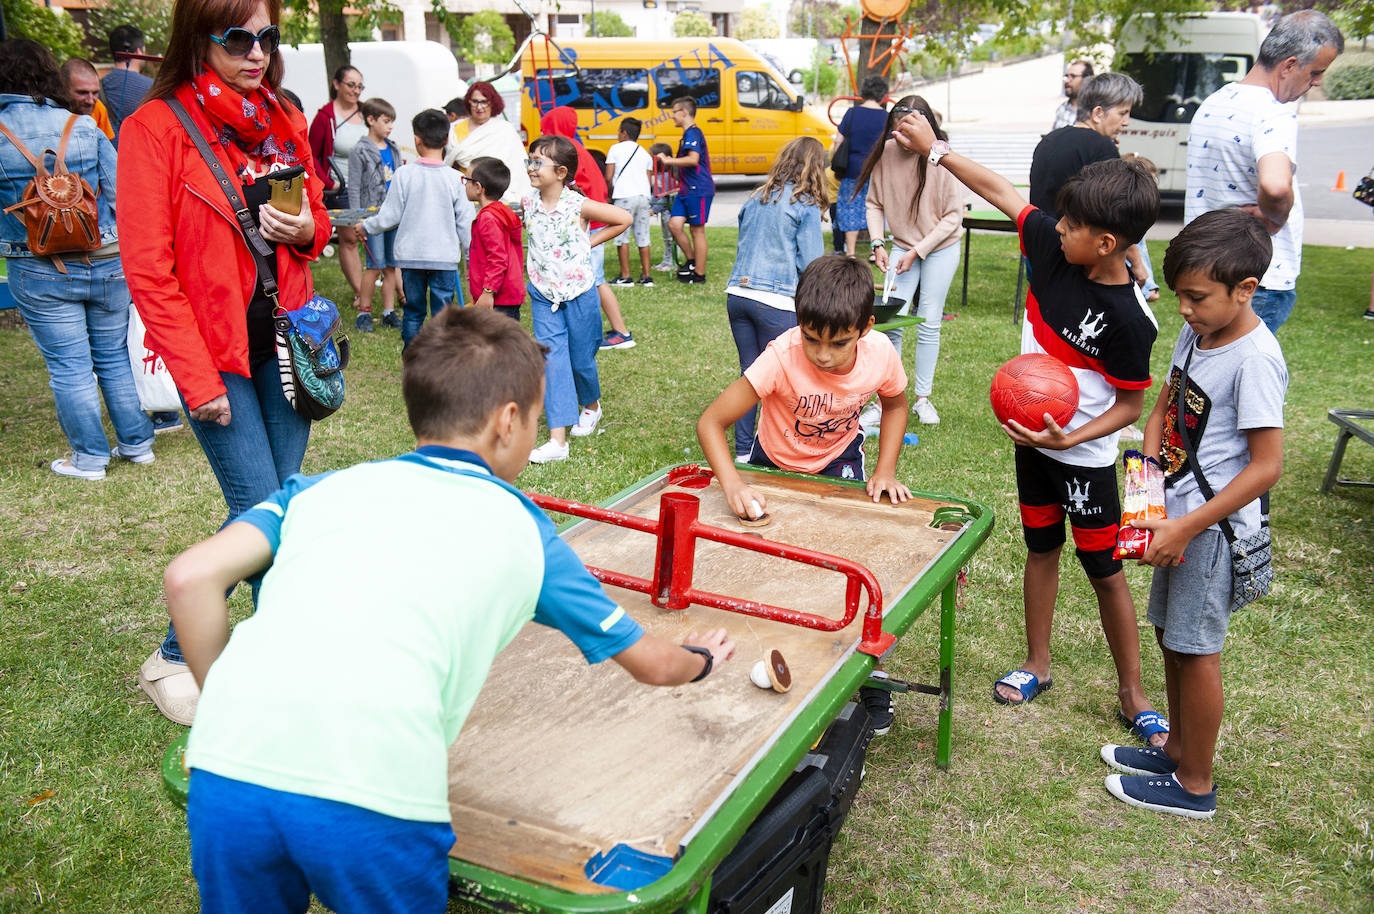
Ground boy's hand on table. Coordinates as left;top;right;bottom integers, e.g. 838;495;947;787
1133;517;1194;567
866;472;911;505
722;479;767;520
1003;416;1072;449
683;628;736;669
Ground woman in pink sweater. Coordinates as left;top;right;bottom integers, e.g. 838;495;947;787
858;95;964;426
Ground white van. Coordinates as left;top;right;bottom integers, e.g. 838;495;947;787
278;41;468;157
1115;12;1267;200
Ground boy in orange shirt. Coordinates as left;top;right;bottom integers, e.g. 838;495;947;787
698;254;911;512
697;254;911;733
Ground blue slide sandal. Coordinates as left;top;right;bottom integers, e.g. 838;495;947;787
992;669;1053;705
1117;709;1170;744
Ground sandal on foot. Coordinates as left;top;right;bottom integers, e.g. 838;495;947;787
1117;709;1170;745
992;669;1052;705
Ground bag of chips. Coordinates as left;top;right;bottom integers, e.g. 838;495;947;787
1114;449;1166;560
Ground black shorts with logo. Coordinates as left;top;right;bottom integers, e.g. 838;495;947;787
1014;445;1121;579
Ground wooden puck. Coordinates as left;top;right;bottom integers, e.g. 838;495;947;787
765;648;792;693
738;512;771;528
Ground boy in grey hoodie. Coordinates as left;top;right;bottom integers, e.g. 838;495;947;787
361;109;474;348
349;97;403;332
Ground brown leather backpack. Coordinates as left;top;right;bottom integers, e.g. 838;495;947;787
0;114;101;273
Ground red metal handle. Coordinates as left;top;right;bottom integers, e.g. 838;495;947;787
527;485;892;656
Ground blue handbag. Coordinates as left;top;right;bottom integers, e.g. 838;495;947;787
275;295;349;420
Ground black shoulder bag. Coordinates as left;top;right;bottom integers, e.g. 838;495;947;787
1175;342;1275;611
167;98;347;421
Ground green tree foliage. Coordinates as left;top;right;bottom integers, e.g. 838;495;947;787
788;1;860;40
737;7;781;40
2;0;87;63
87;0;173;58
673;11;715;37
588;11;634;37
435;10;516;65
1323;58;1374;100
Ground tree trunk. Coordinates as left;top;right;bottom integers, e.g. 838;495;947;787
319;1;351;97
853;14;884;96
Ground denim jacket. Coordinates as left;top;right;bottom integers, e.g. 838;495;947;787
726;183;824;299
0;95;119;258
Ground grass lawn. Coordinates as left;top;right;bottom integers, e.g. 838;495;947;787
1;230;1371;913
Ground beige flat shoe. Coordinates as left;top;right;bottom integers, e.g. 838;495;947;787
138;650;199;726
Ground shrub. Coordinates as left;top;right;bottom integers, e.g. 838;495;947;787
673;11;714;38
588;11;632;37
1324;61;1374;100
796;61;840;97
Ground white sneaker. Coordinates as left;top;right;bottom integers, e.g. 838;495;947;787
913;398;940;425
138;650;199;725
50;457;105;480
570;405;602;437
529;439;570;463
111;445;155;464
858;403;882;431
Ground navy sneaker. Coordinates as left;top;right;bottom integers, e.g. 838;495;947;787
380;310;401;329
1105;773;1216;819
860;686;894;737
355;312;374;333
150;411;183;434
1100;744;1179;776
599;330;636;350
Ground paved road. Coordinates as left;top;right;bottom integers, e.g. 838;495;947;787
709;52;1372;246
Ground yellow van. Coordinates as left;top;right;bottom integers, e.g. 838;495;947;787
519;38;833;174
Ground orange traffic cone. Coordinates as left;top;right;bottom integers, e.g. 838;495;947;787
1332;170;1347;192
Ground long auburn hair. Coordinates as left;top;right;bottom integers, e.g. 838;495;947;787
147;0;284;101
849;94;947;224
752;136;828;208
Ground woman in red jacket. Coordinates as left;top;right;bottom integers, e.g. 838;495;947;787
117;0;330;726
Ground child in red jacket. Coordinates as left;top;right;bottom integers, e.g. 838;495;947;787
466;157;525;319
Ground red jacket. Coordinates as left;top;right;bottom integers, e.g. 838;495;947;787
307;101;338;190
468;202;524;307
117;84;332;410
539;107;607;203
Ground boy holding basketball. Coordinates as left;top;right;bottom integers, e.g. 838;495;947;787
165;308;734;911
892;114;1167;742
1102;209;1285;818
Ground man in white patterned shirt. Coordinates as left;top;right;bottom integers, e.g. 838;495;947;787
1184;10;1342;334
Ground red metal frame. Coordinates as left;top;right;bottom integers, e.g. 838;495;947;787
526;468;895;658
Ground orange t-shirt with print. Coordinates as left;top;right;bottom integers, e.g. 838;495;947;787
743;326;907;474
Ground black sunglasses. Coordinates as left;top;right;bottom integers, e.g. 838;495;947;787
210;24;281;57
890;104;918;120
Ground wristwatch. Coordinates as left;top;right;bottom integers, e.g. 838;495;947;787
482;287;495;295
928;140;951;168
682;645;713;682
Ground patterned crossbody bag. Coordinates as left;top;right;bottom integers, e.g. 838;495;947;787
1175;344;1275;611
167;99;347;421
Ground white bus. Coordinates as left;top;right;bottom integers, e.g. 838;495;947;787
1115;12;1267;201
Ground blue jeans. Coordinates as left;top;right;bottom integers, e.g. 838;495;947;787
726;293;797;455
7;256;153;470
529;282;601;430
400;268;460;348
161;360;310;662
1251;287;1297;334
189;770;454;914
880;242;960;397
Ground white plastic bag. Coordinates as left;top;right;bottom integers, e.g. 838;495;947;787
126;303;180;413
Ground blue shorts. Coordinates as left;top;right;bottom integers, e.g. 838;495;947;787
670;194;713;226
1146;528;1233;655
363;228;396;270
187;769;454;914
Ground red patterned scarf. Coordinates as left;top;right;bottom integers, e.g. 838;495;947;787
189;69;302;180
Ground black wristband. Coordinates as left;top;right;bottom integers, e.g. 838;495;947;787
682;645;713;682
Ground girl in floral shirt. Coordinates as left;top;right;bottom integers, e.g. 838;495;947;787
522;135;631;463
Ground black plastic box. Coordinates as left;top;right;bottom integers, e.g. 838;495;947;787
697;700;874;914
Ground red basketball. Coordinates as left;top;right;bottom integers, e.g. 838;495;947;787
989;354;1079;431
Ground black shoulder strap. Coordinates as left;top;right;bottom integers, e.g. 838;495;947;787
165;98;279;302
1175;342;1245;545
